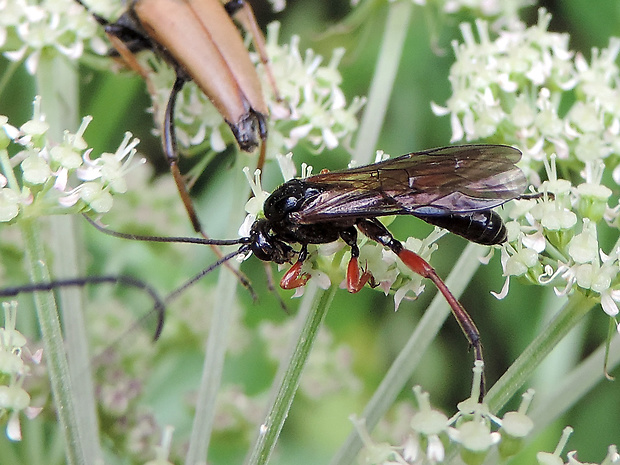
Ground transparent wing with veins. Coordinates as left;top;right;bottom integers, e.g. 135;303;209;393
292;145;527;224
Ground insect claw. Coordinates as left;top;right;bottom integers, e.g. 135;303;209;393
346;257;372;293
280;261;311;289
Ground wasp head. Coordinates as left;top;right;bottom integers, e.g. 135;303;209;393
249;219;295;264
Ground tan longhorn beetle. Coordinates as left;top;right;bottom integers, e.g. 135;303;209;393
75;0;280;235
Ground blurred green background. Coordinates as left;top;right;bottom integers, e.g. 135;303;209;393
1;0;619;464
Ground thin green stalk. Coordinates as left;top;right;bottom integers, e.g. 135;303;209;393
485;291;597;413
245;285;337;465
36;51;102;465
0;149;20;190
352;0;412;165
35;51;101;464
184;162;248;465
330;242;485;465
528;333;620;431
0;59;21;98
482;332;620;465
242;3;413;463
19;218;84;465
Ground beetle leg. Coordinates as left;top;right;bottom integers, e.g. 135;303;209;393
163;74;259;291
222;0;277;172
340;227;372;293
224;0;282;104
75;1;154;83
254;111;268;172
357;218;485;398
280;246;311;290
264;263;291;313
161;74;206;236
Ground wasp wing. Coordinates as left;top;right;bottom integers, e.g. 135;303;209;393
293;145;527;224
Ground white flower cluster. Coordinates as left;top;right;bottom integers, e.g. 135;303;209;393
0;301;42;441
0;97;144;223
258;22;366;155
354;363;619;465
0;0;108;74
399;0;534;19
144;21;365;161
432;9;620;166
353;363;529;465
433;9;620;331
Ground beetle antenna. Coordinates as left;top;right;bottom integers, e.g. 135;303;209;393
73;0;109;26
0;276;166;341
164;245;253;305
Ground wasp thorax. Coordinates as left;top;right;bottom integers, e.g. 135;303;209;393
263;179;320;223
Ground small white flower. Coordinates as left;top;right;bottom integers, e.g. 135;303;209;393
0;188;20;222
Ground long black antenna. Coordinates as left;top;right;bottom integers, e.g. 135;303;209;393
83;214;250;247
164;246;252;305
0;276;166;340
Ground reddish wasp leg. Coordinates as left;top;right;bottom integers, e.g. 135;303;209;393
357;218;485;398
280;261;311;289
346;257;372;293
340;227;372;293
280;246;312;289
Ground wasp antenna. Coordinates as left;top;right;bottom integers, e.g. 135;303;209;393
164;246;253;305
84;214;257;303
82;214;249;246
0;275;167;342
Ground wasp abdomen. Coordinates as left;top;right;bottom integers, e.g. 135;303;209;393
417;210;507;245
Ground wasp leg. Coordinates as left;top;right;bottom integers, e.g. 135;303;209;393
357;218;485;399
339;227;372;293
280;246;311;289
279;261;311;289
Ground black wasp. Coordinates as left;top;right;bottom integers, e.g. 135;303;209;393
242;144;526;379
4;144;527;396
97;143;525;376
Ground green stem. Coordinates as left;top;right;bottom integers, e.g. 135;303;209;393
0;59;21;98
330;242;485;465
243;4;413;462
245;285;337;465
19;218;84;465
485;291;597;413
36;52;102;465
352;0;412;165
0;149;21;191
528;333;620;431
184;162;247;465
